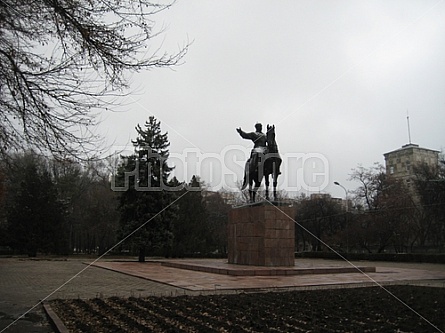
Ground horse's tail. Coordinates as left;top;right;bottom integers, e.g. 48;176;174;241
241;160;249;190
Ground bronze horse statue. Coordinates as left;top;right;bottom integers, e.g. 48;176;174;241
241;124;282;202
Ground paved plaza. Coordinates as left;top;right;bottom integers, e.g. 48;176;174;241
0;257;182;333
1;256;445;332
92;258;445;291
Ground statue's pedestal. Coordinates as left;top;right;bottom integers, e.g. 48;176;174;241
228;202;295;267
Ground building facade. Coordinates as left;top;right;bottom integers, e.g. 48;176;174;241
383;143;439;185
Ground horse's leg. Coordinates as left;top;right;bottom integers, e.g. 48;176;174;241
264;174;270;200
248;179;254;203
253;179;260;202
273;172;278;201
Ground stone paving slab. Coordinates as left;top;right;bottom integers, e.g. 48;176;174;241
91;258;445;291
2;257;445;333
0;258;182;333
160;258;376;276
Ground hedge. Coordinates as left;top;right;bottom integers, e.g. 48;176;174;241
295;251;445;264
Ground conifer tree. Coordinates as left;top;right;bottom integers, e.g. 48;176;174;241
6;153;68;255
172;175;208;257
117;116;175;261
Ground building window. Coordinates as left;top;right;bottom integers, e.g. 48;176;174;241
390;166;394;174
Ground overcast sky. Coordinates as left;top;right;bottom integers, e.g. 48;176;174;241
102;0;445;199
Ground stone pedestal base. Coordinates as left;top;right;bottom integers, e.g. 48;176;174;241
228;202;295;267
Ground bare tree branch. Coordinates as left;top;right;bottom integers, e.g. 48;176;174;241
0;0;188;161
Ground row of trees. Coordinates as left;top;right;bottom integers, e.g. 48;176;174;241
0;117;229;260
295;161;445;254
2;137;444;259
0;154;119;256
1;0;232;261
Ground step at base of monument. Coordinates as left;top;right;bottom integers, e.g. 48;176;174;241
161;260;376;277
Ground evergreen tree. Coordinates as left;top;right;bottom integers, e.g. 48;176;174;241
53;160;119;255
205;191;230;255
117;117;175;262
172;176;208;257
6;153;68;255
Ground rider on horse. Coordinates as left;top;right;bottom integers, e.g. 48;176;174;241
236;123;267;179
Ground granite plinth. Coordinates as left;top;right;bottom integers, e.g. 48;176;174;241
228;202;295;267
161;259;376;276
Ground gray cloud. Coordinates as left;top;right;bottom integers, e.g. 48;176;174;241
102;0;445;198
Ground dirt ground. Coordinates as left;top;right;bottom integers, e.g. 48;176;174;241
2;257;445;332
51;285;445;332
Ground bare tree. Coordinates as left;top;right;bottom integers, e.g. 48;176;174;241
414;160;445;249
0;0;187;160
349;163;386;210
349;163;420;253
295;194;343;252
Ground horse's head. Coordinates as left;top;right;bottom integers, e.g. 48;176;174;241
266;124;276;142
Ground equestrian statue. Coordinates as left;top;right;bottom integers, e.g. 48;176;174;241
236;123;282;203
